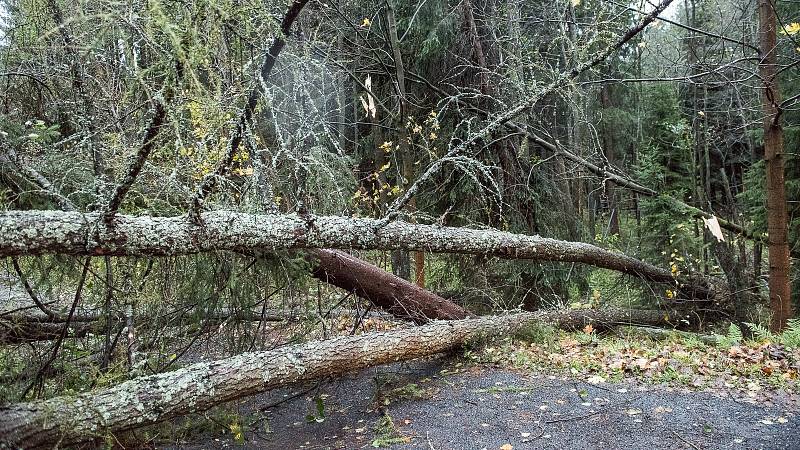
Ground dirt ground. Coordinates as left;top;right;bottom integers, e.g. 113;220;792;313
166;357;799;450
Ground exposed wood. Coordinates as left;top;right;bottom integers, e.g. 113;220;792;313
0;307;676;448
0;210;726;300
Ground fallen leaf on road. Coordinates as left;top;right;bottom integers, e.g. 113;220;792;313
587;375;606;384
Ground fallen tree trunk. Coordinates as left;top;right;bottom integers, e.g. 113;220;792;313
308;249;470;323
0;307;675;448
0;211;726;300
0;319;96;344
0;310;287;344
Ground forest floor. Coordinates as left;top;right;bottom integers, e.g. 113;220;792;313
154;327;800;450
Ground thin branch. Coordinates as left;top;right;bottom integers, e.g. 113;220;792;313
0;145;77;211
187;0;310;221
22;257;91;399
103;100;167;221
381;0;676;222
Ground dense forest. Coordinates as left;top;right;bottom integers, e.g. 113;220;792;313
0;0;798;447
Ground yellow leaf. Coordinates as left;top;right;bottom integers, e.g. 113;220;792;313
781;22;800;35
379;162;391;172
571;0;580;6
500;445;513;450
229;422;244;443
361;18;371;27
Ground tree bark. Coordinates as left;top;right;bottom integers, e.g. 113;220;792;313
0;307;675;448
758;0;792;332
308;249;469;323
599;84;620;235
0;210;726;300
0;319;96;344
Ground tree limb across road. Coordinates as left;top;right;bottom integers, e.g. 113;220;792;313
0;307;676;448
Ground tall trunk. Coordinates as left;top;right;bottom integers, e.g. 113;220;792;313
758;0;792;331
599;85;620;235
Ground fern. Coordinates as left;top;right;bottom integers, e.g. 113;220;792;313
715;323;743;348
778;319;800;348
714;323;744;348
745;322;774;343
727;323;743;344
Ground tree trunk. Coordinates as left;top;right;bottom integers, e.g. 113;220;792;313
758;0;792;331
308;249;469;323
0;319;96;344
599;85;620;235
0;307;675;448
0;210;726;301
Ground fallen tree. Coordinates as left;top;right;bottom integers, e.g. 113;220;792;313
1;248;466;344
308;249;470;323
0;319;96;344
0;211;726;301
0;307;677;448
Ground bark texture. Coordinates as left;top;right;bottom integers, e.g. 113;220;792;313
309;249;470;323
0;307;674;448
758;0;792;331
0;319;96;344
0;210;725;300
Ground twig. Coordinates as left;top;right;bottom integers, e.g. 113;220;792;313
103;100;166;221
671;430;702;450
21;257;91;399
188;0;310;221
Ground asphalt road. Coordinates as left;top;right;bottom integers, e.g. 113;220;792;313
171;358;799;450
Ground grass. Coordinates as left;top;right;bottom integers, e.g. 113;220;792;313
474;326;800;393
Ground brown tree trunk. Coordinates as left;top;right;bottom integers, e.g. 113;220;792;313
758;0;792;331
0;307;675;448
308;249;468;323
0;319;96;344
